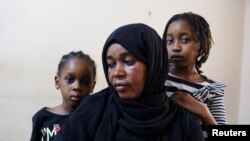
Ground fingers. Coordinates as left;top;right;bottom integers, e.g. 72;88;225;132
170;91;205;115
170;91;193;105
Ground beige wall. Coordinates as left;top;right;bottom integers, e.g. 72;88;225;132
0;0;248;140
239;0;250;124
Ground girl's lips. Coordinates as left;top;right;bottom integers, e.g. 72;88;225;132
170;55;183;62
70;95;80;101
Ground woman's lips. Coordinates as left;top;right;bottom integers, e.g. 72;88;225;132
114;82;128;92
115;85;127;92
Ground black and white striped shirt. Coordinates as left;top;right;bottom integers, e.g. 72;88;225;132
165;73;227;139
165;73;227;140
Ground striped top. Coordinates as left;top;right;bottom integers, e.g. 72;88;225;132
165;73;227;125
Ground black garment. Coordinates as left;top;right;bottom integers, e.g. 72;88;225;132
30;107;68;141
55;23;204;141
57;88;204;141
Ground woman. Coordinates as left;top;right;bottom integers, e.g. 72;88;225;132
55;23;204;141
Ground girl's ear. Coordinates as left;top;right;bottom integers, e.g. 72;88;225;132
55;76;60;89
195;42;200;57
90;80;96;93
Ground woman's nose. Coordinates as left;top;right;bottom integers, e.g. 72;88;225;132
114;63;125;77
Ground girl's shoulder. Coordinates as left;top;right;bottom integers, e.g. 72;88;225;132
71;87;111;118
201;76;226;88
32;107;48;119
32;107;68;122
197;76;226;98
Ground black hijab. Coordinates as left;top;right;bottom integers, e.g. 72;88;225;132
100;23;177;140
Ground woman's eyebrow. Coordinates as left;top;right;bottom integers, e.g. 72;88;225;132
106;51;132;59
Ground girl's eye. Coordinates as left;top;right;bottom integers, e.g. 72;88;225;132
180;37;190;43
82;79;90;85
166;38;173;46
65;77;74;84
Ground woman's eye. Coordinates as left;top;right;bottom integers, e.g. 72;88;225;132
124;60;134;66
124;59;134;66
107;61;115;68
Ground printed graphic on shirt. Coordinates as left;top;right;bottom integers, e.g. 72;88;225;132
41;124;61;141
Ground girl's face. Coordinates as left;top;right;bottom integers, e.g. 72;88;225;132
106;43;147;100
55;58;95;108
166;20;199;69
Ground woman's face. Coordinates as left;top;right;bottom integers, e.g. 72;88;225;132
165;20;198;69
106;43;147;100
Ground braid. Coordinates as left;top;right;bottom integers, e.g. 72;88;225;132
57;51;96;79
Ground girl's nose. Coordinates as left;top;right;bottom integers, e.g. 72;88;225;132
73;81;82;91
172;41;181;52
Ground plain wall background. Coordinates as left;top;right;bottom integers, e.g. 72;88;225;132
0;0;249;140
239;0;250;124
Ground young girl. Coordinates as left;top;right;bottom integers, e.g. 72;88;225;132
30;51;96;141
163;12;227;138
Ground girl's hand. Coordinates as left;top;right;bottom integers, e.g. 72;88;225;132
170;91;217;125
